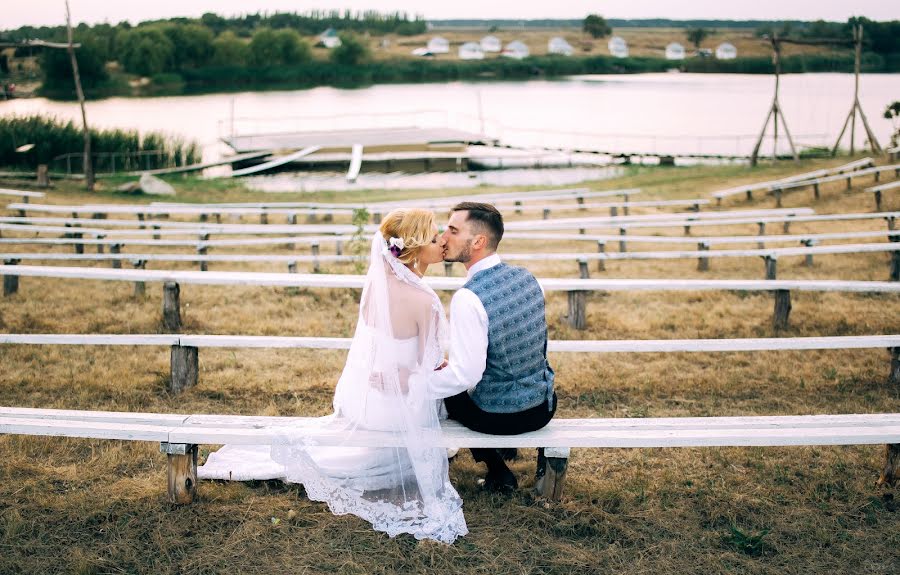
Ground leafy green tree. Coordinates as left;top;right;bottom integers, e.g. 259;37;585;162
583;15;611;39
210;31;249;66
117;27;175;76
273;28;311;64
331;33;369;66
686;27;709;49
249;28;281;66
161;24;214;69
40;36;109;90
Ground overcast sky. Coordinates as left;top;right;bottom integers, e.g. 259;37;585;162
4;0;897;29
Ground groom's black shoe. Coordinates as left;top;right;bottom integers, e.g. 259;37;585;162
482;466;518;492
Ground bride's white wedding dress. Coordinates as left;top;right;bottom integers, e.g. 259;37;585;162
198;233;467;544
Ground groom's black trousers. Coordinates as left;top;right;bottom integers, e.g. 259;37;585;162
444;392;557;467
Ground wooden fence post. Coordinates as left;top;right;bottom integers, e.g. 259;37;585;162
163;282;181;332
36;164;49;188
131;259;146;297
765;255;791;330
535;447;570;501
161;442;197;504
170;345;198;393
889;347;899;386
566;291;587;330
110;244;122;269
697;242;710;271
3;258;20;296
802;239;817;267
596;241;606;272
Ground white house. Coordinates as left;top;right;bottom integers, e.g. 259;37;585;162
608;36;628;58
427;36;450;54
318;28;341;49
481;35;502;53
502;40;530;60
716;42;737;60
459;42;485;60
548;37;574;56
665;42;685;60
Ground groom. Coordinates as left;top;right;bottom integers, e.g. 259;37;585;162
431;202;556;491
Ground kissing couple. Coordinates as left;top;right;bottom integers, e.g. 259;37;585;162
198;202;557;544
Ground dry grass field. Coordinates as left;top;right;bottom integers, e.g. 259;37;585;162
1;158;898;573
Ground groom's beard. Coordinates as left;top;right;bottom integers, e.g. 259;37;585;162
444;239;472;263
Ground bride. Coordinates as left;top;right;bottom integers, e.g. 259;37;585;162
198;208;468;544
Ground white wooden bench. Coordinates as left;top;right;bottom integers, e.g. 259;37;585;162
712;158;875;205
1;208;817;239
763;163;900;204
8;198;710;222
1;406;897;503
3;241;898;279
3;333;898;394
2;264;899;331
0;188;45;203
866;180;900;212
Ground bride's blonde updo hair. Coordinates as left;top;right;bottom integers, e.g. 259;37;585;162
379;208;436;265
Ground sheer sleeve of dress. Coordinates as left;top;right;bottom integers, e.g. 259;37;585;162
270;232;466;544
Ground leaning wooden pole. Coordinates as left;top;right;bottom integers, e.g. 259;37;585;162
65;0;94;191
751;35;798;167
832;25;883;157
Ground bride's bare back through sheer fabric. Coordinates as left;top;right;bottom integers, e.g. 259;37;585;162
199;232;467;544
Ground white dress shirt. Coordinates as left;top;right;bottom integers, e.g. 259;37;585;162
428;254;502;399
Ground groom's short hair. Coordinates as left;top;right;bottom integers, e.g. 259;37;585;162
451;202;504;250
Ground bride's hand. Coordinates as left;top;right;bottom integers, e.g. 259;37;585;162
435;360;448;371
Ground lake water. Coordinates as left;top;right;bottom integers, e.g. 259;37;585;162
2;72;896;163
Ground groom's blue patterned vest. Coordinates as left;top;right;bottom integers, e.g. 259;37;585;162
464;262;555;413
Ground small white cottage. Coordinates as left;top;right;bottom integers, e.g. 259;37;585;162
608;36;628;58
459;42;484;60
480;35;502;53
665;42;685;60
502;40;530;60
427;36;450;54
318;28;341;49
716;42;737;60
548;37;574;56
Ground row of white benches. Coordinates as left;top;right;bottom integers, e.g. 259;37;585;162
2;265;899;330
2;406;896;503
1;331;898;502
765;164;900;207
2;241;898;279
7;197;711;221
4;332;896;394
711;158;876;204
868;180;900;212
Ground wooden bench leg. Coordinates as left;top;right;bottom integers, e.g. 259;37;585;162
890;251;900;282
311;243;320;273
163;282;182;332
875;190;882;212
3;258;19;296
697;242;710;272
161;442;198;504
890;347;900;386
132;260;147;297
578;259;589;279
566;291;587;330
444;262;453;277
877;444;900;488
535;447;570;501
170;345;199;393
774;290;792;330
596;242;606;272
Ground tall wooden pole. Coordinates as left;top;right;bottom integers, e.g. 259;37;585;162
65;0;93;191
831;24;883;156
750;34;798;167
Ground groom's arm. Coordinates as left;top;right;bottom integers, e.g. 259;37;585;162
428;288;488;399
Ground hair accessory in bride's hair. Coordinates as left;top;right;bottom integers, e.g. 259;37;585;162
388;236;405;257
